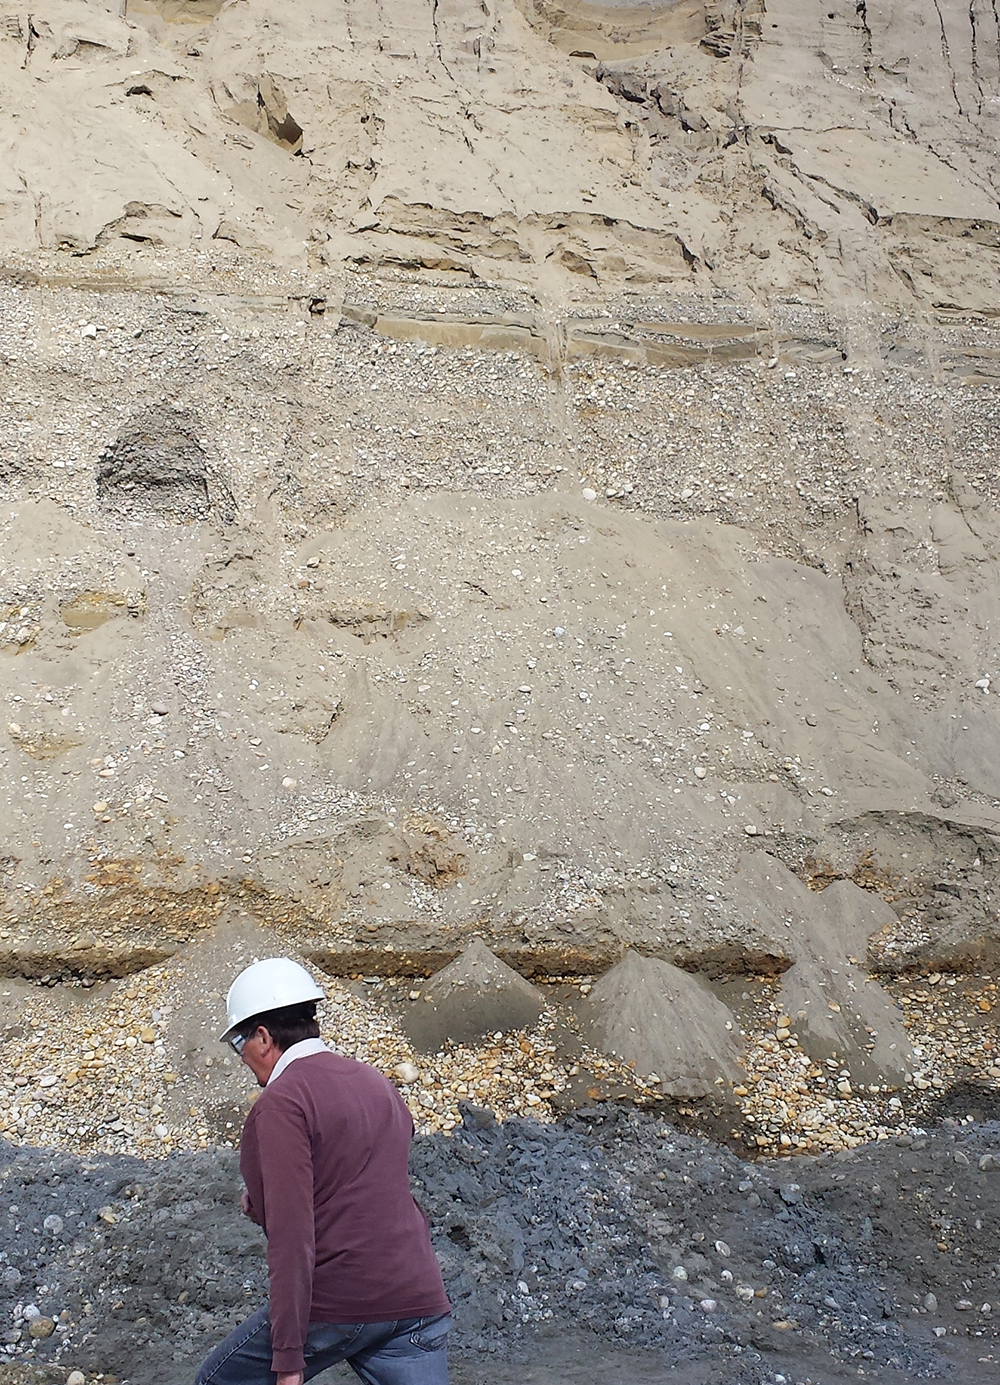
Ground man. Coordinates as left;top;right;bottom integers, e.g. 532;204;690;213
195;957;451;1385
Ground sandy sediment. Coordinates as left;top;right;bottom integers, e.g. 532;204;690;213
0;0;999;1378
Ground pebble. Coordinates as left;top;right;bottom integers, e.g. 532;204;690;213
150;701;169;716
28;1317;55;1338
581;488;597;501
923;1293;938;1312
0;957;639;1154
736;976;1000;1157
281;777;298;790
68;1373;86;1385
979;1153;998;1172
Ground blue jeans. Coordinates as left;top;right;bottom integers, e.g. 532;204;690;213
195;1306;451;1385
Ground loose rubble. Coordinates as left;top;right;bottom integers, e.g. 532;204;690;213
0;949;995;1167
0;1112;998;1384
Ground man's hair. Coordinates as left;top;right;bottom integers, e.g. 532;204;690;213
239;1000;319;1052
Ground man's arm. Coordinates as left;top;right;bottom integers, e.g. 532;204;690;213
254;1099;316;1376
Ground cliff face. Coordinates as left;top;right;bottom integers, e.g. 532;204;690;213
1;0;999;306
3;15;1000;1373
0;0;999;990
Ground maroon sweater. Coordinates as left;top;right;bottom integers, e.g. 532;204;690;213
240;1050;450;1374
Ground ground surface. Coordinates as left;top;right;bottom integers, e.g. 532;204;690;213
0;1111;998;1384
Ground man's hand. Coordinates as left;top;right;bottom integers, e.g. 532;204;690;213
276;1374;303;1385
240;1189;252;1217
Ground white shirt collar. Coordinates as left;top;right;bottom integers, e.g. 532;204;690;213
267;1037;330;1086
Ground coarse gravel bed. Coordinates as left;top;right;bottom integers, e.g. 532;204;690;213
0;1110;997;1384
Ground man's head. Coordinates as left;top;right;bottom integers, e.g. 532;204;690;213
231;1000;320;1086
220;957;326;1086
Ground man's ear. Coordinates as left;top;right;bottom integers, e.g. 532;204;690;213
257;1025;275;1050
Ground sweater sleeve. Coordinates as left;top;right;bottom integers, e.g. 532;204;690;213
254;1098;316;1374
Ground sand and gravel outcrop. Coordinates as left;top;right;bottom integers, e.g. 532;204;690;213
0;0;1000;1379
3;0;1000;311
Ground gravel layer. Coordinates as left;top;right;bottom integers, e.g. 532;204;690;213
0;966;995;1162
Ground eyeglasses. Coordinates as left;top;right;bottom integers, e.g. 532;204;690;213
228;1031;249;1055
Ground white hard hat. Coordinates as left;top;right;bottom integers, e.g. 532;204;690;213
220;957;325;1042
